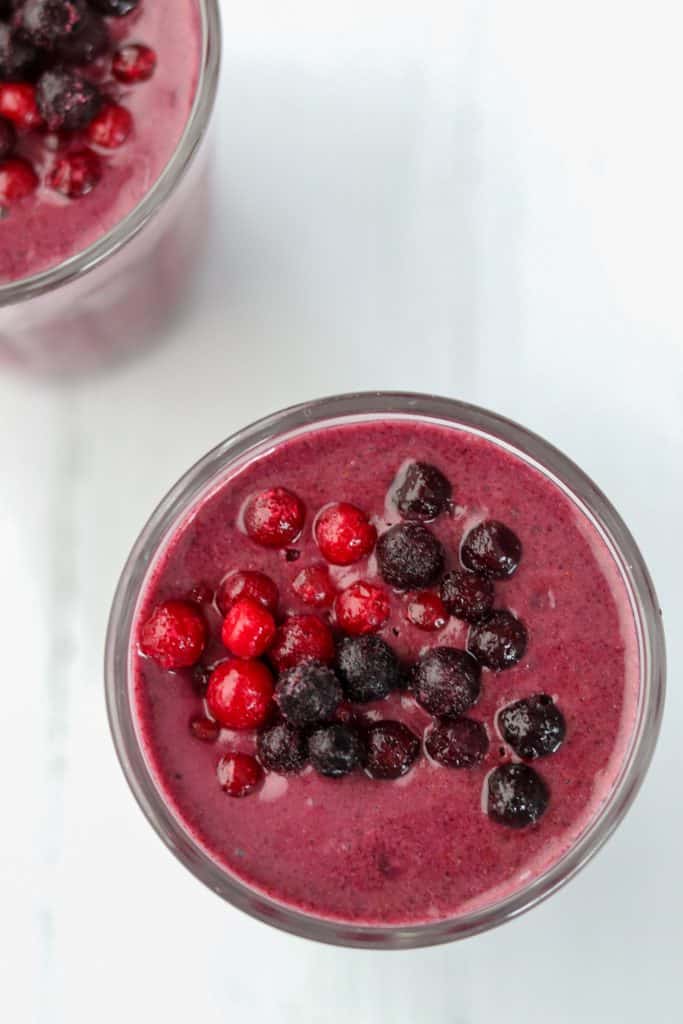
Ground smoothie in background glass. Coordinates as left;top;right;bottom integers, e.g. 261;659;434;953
0;0;219;372
106;394;664;946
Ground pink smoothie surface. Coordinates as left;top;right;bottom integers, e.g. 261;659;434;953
131;417;640;926
0;0;200;283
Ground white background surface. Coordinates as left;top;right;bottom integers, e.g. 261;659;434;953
2;2;682;1021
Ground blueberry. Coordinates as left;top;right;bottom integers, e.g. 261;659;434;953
88;0;140;15
308;723;364;778
467;610;527;670
55;9;108;64
0;23;40;81
36;66;101;130
257;721;308;774
461;520;522;579
498;694;566;759
486;763;549;828
376;523;445;590
364;720;420;779
335;635;400;703
393;461;452;521
411;647;481;717
274;659;343;727
0;117;16;160
440;569;494;622
19;0;90;52
425;716;489;768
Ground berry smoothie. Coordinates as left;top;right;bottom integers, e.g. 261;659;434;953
0;0;200;282
127;412;642;928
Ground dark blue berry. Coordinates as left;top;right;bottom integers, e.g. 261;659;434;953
0;117;16;159
440;569;494;622
36;66;101;130
364;720;420;779
308;723;364;777
55;8;108;64
467;610;527;670
412;647;481;717
461;520;522;579
19;0;90;52
498;694;566;759
425;716;489;768
257;721;308;774
486;763;549;828
393;461;452;521
274;659;343;727
377;523;445;590
88;0;139;15
335;635;400;703
0;23;40;80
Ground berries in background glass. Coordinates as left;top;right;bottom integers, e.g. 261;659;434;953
189;715;220;743
425;717;489;768
292;564;335;607
376;522;445;590
308;723;364;778
334;580;390;636
36;68;101;131
139;599;206;670
486;763;549;828
268;614;335;672
315;502;377;565
0;23;40;81
461;520;522;579
89;0;140;16
336;635;400;702
48;147;101;197
406;590;448;631
440;569;494;623
257;721;308;773
392;461;452;521
217;752;263;797
274;660;343;727
111;42;156;84
205;659;273;730
0;82;42;129
221;596;276;659
0;117;15;159
364;720;420;779
244;487;305;548
412;646;481;717
87;102;132;148
216;570;278;617
0;156;37;200
498;694;566;759
467;610;527;670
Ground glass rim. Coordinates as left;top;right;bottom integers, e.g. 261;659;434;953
105;391;666;948
0;0;221;307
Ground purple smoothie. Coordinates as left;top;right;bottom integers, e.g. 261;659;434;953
131;417;639;926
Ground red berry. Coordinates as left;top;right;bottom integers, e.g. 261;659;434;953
406;591;448;631
206;659;274;730
217;752;263;797
112;43;157;84
221;596;276;659
268;614;335;672
0;157;37;201
315;503;377;565
139;599;206;670
87;102;132;149
335;581;390;636
189;715;220;743
216;570;278;616
48;148;101;199
0;83;42;130
244;487;305;548
292;564;335;607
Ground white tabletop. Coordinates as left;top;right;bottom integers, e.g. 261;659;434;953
2;3;682;1021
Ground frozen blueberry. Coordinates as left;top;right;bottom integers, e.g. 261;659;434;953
377;523;445;590
0;23;40;81
364;720;420;779
461;520;522;579
467;610;527;670
36;66;101;131
335;635;400;703
412;647;481;717
393;461;452;521
425;717;489;768
55;9;108;64
88;0;139;14
257;721;308;774
486;763;549;828
498;694;566;759
308;723;364;778
440;569;494;622
274;660;343;727
19;0;90;52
